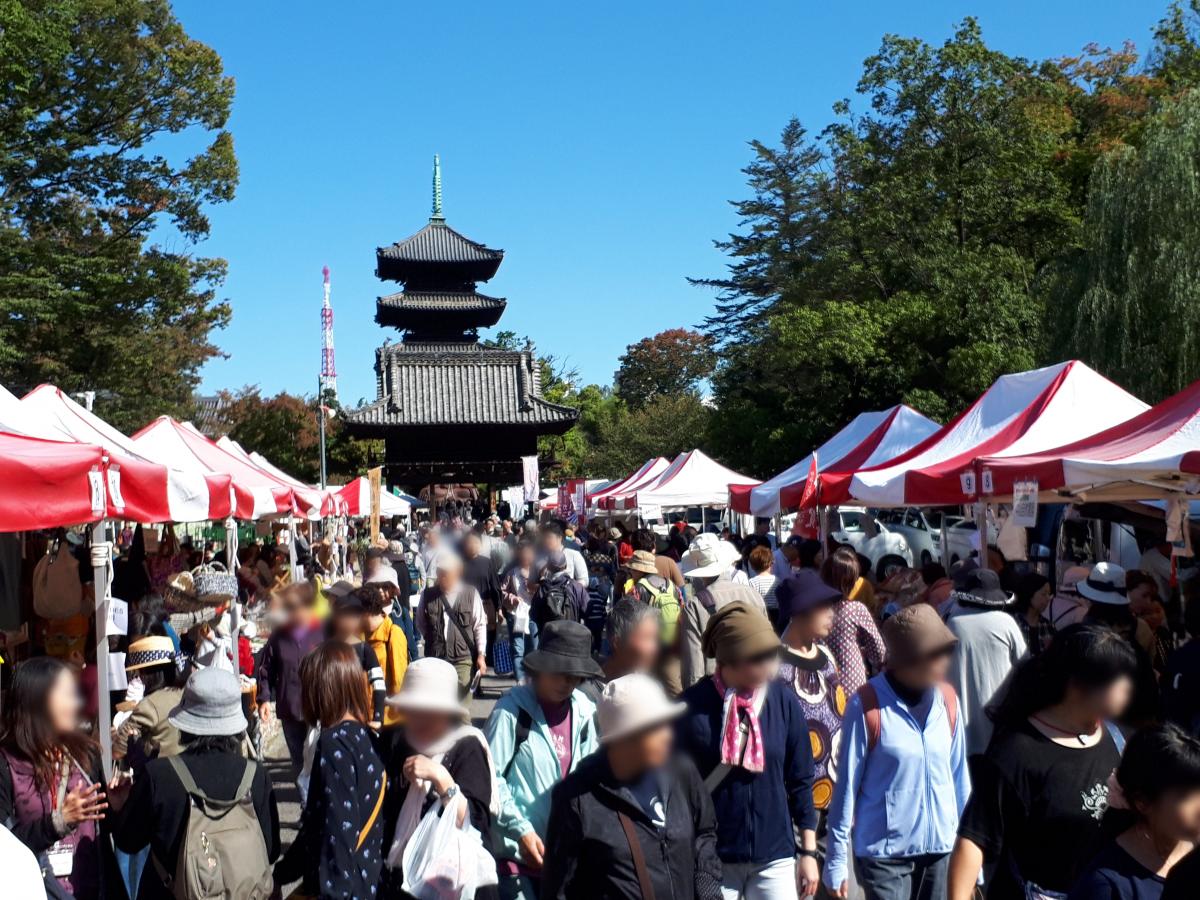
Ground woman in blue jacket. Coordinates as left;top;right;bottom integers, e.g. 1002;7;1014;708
485;620;601;900
824;603;969;900
677;600;819;899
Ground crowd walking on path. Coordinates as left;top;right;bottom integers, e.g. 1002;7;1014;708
4;510;1200;900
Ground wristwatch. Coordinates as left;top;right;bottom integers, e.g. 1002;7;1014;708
797;848;820;860
441;784;459;802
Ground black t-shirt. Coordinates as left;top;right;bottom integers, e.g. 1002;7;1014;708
1162;845;1200;900
1068;840;1167;900
1162;639;1200;734
958;720;1123;898
626;770;666;828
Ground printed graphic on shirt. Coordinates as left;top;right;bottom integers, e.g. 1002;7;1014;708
1081;781;1110;820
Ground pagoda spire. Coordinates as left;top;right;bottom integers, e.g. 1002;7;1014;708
431;154;444;222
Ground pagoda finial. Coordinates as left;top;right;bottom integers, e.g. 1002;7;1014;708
431;154;444;222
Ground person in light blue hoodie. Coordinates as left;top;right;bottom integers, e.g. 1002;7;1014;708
485;620;601;900
824;603;971;900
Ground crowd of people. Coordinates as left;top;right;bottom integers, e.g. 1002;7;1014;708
2;509;1200;900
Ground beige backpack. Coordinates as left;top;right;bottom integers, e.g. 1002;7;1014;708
156;756;273;900
32;537;85;620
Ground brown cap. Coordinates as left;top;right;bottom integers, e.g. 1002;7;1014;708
881;603;957;669
701;600;780;665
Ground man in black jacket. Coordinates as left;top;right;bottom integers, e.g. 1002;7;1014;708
542;673;722;899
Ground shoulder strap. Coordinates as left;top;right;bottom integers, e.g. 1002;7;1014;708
503;707;534;777
233;759;258;800
617;810;657;900
858;683;882;751
167;754;209;802
939;683;959;738
703;763;731;793
1105;720;1126;755
356;771;387;852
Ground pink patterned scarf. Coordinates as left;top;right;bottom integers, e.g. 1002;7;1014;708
712;670;766;773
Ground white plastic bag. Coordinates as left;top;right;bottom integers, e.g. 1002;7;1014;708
401;795;497;900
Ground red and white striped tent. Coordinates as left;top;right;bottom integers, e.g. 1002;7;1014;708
597;457;674;511
132;417;296;520
335;477;412;517
215;436;345;518
603;449;759;511
17;385;233;523
730;405;940;517
0;428;111;530
977;377;1200;501
588;457;668;509
816;361;1149;508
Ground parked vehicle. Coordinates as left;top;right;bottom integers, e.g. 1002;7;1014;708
942;517;998;565
874;508;959;567
831;507;912;579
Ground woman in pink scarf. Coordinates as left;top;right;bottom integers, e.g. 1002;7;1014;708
677;598;820;899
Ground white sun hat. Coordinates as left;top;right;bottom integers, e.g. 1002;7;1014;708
384;657;471;719
1076;561;1129;606
680;533;742;579
597;673;687;744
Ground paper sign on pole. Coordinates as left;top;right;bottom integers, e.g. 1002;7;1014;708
641;504;662;523
959;471;977;496
106;653;128;692
105;597;128;637
981;469;994;495
367;466;382;544
1012;479;1039;528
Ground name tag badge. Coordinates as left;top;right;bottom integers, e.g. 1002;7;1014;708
48;844;74;877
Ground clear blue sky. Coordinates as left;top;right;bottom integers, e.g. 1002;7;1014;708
178;0;1165;406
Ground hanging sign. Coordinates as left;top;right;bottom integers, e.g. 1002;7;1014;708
641;503;663;523
106;466;125;512
105;597;128;637
1012;479;1039;527
959;471;977;496
1167;496;1194;558
88;469;106;516
981;469;994;495
522;455;540;504
106;653;128;691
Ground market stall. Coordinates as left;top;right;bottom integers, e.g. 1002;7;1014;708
731;405;939;517
602;449;759;514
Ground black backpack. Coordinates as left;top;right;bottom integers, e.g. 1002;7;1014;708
532;575;583;627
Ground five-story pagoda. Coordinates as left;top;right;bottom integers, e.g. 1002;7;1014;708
345;157;577;486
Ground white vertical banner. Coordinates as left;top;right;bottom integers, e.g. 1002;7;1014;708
522;455;540;504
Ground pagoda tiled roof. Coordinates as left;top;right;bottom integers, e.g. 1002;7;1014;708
376;291;507;313
376;221;503;265
345;343;577;431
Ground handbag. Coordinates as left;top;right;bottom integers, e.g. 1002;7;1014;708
192;562;238;605
32;536;85;620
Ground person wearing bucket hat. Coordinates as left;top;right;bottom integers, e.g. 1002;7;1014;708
542;673;722;900
944;568;1028;756
776;571;847;816
108;666;280;900
484;621;600;898
113;635;185;763
274;642;386;899
680;534;769;690
377;657;501;900
623;550;686;683
677;600;820;898
826;604;968;900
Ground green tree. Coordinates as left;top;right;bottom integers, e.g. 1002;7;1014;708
1047;90;1200;400
585;393;711;477
614;328;716;408
0;0;236;432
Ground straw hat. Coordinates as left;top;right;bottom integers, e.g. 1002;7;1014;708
385;658;470;720
627;550;658;576
597;673;687;744
125;635;176;672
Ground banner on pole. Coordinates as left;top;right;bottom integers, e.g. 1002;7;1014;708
793;454;820;538
522;455;540;504
368;466;382;544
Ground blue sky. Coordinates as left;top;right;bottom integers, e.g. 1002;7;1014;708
178;1;1166;406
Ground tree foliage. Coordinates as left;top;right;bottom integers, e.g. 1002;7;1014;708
1048;89;1200;400
0;0;236;432
697;10;1200;476
614;328;716;408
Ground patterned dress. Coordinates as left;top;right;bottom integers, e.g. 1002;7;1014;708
826;599;886;697
777;644;846;810
275;720;385;898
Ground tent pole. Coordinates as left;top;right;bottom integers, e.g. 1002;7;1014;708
91;522;114;780
288;513;300;583
226;517;240;665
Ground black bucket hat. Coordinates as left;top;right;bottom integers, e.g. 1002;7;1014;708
523;620;604;679
951;568;1014;609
